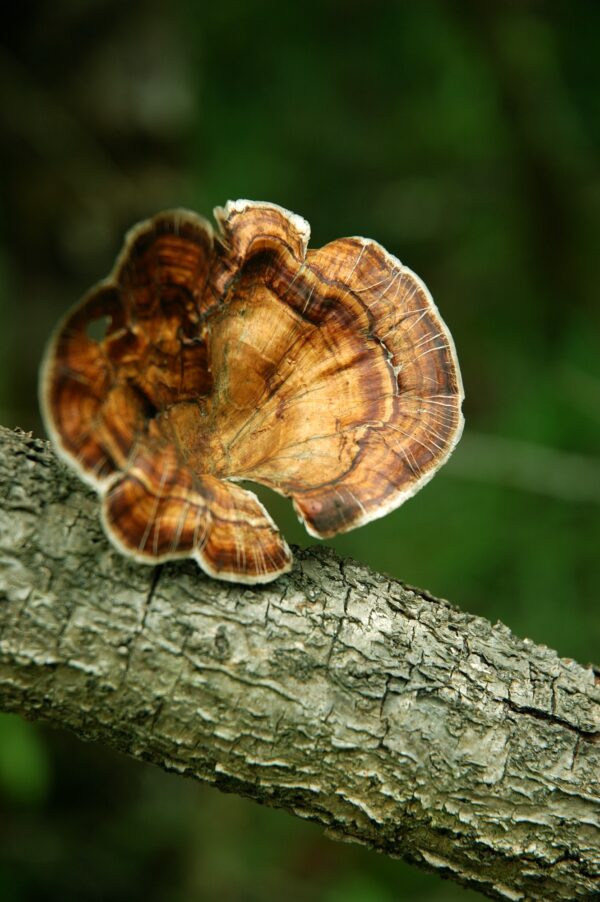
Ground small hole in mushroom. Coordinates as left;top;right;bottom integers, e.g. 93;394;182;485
144;400;159;421
128;382;159;421
85;315;111;342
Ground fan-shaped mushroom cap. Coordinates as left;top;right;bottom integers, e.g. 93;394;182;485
40;200;464;583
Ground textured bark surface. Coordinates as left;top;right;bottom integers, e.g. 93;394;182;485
0;426;598;901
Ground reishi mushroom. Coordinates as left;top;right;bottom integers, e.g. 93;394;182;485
40;200;464;583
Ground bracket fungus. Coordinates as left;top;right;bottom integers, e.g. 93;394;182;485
40;200;464;583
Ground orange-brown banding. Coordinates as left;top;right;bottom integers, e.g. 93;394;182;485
40;201;464;583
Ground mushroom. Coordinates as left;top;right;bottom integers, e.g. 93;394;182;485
40;200;464;583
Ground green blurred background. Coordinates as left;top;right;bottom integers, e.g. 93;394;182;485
0;1;598;899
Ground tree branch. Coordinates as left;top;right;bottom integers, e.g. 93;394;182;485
0;426;598;901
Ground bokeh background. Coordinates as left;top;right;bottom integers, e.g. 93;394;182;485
1;1;598;900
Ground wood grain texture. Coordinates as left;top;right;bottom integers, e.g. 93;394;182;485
0;427;598;901
40;201;463;583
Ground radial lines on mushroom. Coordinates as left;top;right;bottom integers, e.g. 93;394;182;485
40;200;464;583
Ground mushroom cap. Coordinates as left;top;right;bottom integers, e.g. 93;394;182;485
40;200;464;583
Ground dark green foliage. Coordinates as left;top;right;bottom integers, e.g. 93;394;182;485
0;1;597;899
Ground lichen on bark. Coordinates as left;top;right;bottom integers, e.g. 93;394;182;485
0;426;598;901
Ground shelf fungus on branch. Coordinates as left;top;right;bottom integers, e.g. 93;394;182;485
40;200;464;583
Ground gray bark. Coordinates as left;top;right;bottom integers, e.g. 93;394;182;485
0;425;598;901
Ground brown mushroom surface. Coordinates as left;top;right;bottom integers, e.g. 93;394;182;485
40;200;464;583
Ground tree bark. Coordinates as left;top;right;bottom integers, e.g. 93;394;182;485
0;426;598;901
